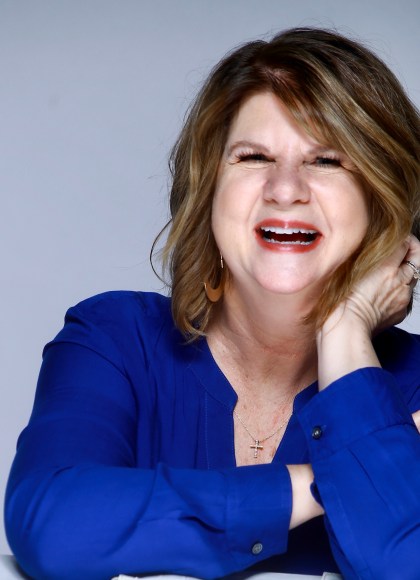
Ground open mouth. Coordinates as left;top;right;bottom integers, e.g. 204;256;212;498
258;226;320;246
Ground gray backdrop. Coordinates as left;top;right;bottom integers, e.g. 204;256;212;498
1;0;419;555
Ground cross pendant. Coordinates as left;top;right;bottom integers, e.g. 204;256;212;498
250;440;264;459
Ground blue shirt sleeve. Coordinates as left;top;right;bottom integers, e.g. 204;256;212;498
296;367;420;580
5;294;293;580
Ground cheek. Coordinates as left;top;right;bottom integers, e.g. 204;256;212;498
212;171;233;216
212;175;251;225
211;186;235;248
211;185;229;229
340;198;369;256
312;175;369;231
345;187;369;236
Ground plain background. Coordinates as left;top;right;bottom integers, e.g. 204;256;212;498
1;0;419;555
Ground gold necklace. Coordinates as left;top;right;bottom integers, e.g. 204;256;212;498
233;409;292;459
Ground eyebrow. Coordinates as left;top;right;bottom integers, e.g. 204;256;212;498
306;144;343;156
225;140;271;157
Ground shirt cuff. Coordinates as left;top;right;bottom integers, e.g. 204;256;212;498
296;367;414;461
225;463;292;567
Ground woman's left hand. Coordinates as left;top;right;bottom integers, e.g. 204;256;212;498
337;234;420;336
317;235;420;390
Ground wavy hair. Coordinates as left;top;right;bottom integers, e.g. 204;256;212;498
153;27;420;338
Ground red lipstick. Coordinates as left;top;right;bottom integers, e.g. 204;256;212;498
255;220;322;253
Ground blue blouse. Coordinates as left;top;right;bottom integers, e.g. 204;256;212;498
5;291;420;580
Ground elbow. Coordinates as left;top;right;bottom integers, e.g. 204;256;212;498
5;471;105;580
6;502;59;580
5;488;74;580
341;527;420;580
375;535;420;580
6;502;106;580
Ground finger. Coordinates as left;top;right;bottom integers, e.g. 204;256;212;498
404;235;420;266
406;233;420;248
401;261;420;287
386;237;411;269
412;410;420;434
402;236;420;286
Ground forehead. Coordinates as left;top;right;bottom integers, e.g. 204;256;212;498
226;92;324;149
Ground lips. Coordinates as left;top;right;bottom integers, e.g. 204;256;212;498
255;220;321;252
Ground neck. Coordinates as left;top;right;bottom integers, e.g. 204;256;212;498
207;285;318;402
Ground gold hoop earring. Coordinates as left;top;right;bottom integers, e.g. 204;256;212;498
204;255;224;303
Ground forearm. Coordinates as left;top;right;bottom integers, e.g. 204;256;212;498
296;367;420;578
6;455;293;579
288;313;381;532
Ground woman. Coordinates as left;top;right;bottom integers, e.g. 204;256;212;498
5;27;420;580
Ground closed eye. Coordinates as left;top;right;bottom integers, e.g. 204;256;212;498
313;156;341;168
234;152;273;165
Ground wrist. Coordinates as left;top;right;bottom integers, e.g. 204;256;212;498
319;301;373;340
287;464;324;529
317;306;380;390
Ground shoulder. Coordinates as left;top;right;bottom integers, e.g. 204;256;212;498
67;290;172;326
46;291;179;368
374;326;420;406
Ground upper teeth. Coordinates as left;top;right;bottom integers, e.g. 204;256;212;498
260;227;317;234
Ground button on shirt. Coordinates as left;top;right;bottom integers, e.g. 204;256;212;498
251;542;263;555
312;426;323;439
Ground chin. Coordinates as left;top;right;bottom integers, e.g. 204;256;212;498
255;278;318;297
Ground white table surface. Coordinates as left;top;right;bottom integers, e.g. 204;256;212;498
114;574;340;580
0;555;31;579
1;555;341;580
113;574;339;580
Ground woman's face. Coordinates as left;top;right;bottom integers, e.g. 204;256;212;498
211;92;369;298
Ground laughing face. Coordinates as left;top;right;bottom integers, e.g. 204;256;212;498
211;92;369;298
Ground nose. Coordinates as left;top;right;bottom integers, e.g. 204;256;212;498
263;163;310;207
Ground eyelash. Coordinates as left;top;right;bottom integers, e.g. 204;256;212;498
236;152;270;163
314;156;341;168
234;151;342;168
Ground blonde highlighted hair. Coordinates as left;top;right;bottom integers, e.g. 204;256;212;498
153;27;420;338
